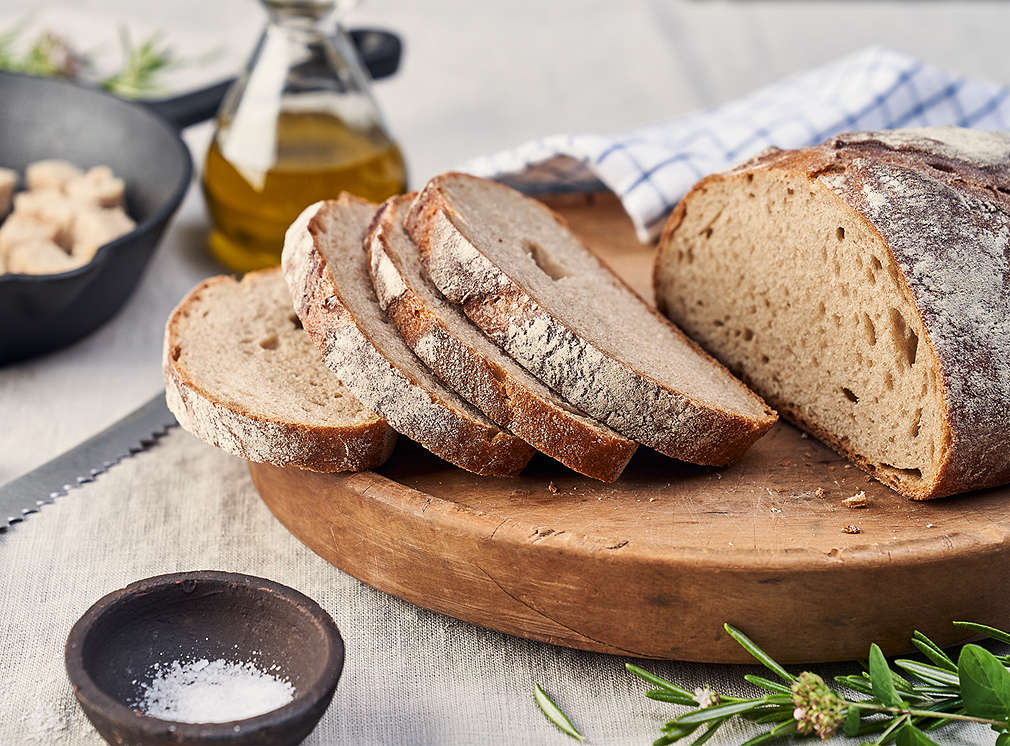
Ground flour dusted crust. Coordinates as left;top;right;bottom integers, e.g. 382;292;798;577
367;194;637;482
163;270;397;472
657;126;1010;499
406;173;776;466
282;196;534;478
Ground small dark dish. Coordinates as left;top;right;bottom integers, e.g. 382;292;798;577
65;571;345;745
0;28;401;365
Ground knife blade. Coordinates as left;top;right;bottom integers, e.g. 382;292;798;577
0;392;177;529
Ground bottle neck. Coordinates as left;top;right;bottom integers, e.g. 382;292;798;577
261;0;340;30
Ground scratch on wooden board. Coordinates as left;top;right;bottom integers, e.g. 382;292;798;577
474;564;650;657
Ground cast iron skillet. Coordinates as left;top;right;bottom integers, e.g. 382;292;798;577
0;28;401;365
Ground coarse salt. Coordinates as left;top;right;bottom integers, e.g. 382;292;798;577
133;658;295;724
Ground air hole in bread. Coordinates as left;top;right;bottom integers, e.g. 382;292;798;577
862;313;877;346
742;328;754;341
259;335;279;350
889;309;918;366
836;226;845;241
523;239;569;280
929;161;954;174
289;314;302;330
171;345;182;362
884;372;894;391
910;408;922;438
841;387;859;404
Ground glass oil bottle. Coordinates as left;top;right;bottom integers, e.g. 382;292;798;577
203;0;406;272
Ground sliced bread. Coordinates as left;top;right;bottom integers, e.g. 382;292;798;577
367;194;637;482
655;127;1010;500
406;173;777;466
163;267;397;472
282;195;534;477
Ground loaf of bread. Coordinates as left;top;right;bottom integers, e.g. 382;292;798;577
164;267;397;472
367;194;637;482
655;126;1010;499
282;195;535;478
407;172;777;466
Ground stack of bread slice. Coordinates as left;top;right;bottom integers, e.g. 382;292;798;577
165;173;777;481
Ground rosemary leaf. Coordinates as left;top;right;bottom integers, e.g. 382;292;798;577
911;631;957;671
626;663;696;698
954;622;1010;647
646;689;698;705
534;683;584;742
723;624;797;683
674;699;777;725
743;674;792;695
893;659;960;687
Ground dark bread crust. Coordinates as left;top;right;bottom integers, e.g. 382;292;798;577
407;173;777;467
368;195;637;482
163;269;398;472
657;128;1010;499
282;196;534;478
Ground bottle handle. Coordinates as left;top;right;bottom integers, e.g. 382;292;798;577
144;28;403;130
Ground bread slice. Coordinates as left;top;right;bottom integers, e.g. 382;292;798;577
163;267;397;472
655;127;1010;500
367;194;637;481
406;173;777;466
282;195;534;477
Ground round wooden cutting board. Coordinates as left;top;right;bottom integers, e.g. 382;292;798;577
250;193;1010;664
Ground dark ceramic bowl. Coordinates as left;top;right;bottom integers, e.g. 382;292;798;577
65;571;344;745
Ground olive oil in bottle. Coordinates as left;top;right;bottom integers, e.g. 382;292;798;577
203;112;406;272
202;0;406;272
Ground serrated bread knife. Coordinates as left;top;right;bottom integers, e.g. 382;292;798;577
0;392;177;529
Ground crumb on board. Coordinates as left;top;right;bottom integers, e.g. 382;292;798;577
926;523;935;528
814;488;826;498
843;491;869;509
841;525;862;534
770;507;782;513
800;432;809;439
547;481;558;494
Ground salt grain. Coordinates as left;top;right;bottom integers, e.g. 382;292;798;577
133;658;294;724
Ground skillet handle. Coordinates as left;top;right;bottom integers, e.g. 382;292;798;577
143;27;403;131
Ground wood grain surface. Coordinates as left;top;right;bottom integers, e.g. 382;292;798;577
250;195;1010;664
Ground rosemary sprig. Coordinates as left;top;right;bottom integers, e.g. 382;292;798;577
0;19;211;98
625;622;1010;745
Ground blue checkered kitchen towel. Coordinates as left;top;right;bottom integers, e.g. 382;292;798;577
462;46;1010;242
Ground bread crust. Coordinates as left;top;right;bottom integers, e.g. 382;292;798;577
656;127;1010;499
368;194;637;482
163;270;398;472
282;197;534;478
406;173;776;467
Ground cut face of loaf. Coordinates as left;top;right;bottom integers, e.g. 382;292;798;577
406;173;776;466
163;267;397;472
282;195;534;478
655;127;1010;499
367;194;637;482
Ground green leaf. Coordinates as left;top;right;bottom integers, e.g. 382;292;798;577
844;705;862;736
893;659;959;687
738;730;786;746
869;644;904;707
995;731;1010;746
911;631;957;671
687;718;728;745
723;624;797;683
674;699;770;725
958;644;1010;721
646;689;698;705
895;722;941;746
743;674;792;695
835;674;876;695
534;683;584;741
954;622;1010;647
626;663;696;698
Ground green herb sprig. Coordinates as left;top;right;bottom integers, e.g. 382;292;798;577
535;621;1010;744
0;18;213;98
629;622;1010;745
